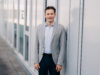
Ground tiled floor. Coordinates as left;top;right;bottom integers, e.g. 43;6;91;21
0;37;27;75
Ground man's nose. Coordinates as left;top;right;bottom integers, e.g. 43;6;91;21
48;15;52;17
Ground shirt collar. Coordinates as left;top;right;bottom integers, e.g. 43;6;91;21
45;22;55;27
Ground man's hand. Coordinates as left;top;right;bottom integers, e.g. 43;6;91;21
34;64;40;70
56;64;62;72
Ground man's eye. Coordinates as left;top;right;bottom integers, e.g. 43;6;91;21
51;13;53;15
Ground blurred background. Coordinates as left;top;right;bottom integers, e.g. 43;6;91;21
0;0;100;75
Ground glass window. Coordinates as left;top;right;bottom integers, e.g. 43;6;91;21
14;23;17;48
26;0;30;31
25;35;29;61
18;0;25;55
14;0;18;48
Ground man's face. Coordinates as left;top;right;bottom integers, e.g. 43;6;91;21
45;9;56;23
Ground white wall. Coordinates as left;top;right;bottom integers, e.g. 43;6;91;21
66;0;83;75
58;0;69;75
81;0;100;75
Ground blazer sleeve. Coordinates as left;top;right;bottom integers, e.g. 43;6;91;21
34;27;39;64
57;26;67;66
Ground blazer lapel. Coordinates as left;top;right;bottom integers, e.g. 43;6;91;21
42;22;57;48
51;22;57;43
42;24;45;46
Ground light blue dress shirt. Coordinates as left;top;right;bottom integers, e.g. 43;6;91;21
44;24;54;54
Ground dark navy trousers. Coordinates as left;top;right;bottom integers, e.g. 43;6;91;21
39;53;60;75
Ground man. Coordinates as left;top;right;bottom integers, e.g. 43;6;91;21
34;6;66;75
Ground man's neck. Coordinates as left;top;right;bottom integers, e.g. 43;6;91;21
47;21;54;26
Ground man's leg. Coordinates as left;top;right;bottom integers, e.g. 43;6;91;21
39;55;48;75
49;57;60;75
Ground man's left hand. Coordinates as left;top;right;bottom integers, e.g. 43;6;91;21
56;64;62;72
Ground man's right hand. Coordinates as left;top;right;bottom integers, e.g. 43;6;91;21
34;64;40;70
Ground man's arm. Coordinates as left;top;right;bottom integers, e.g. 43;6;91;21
34;27;40;70
57;26;66;66
34;27;39;64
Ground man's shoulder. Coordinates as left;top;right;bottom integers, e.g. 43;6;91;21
57;24;65;30
58;24;64;27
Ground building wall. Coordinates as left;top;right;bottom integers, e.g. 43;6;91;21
0;0;100;75
81;0;100;75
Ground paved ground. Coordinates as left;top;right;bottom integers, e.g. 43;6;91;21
0;37;28;75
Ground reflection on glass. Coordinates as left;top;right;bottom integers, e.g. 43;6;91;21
14;23;17;48
25;35;29;61
19;0;25;55
18;24;24;54
14;0;18;48
26;0;30;31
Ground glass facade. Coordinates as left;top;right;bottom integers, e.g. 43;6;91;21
25;35;29;61
14;0;18;48
14;23;17;48
18;0;25;55
18;24;24;54
26;0;30;31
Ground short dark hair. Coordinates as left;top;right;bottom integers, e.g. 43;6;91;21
45;6;56;13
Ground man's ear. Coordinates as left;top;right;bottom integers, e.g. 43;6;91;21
54;14;56;17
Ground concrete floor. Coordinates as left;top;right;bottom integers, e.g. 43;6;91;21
0;37;28;75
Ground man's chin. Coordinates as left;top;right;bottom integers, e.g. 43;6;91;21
48;20;54;23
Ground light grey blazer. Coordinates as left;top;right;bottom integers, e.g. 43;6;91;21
34;23;66;66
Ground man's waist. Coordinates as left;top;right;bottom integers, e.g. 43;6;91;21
43;53;52;57
44;49;52;54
